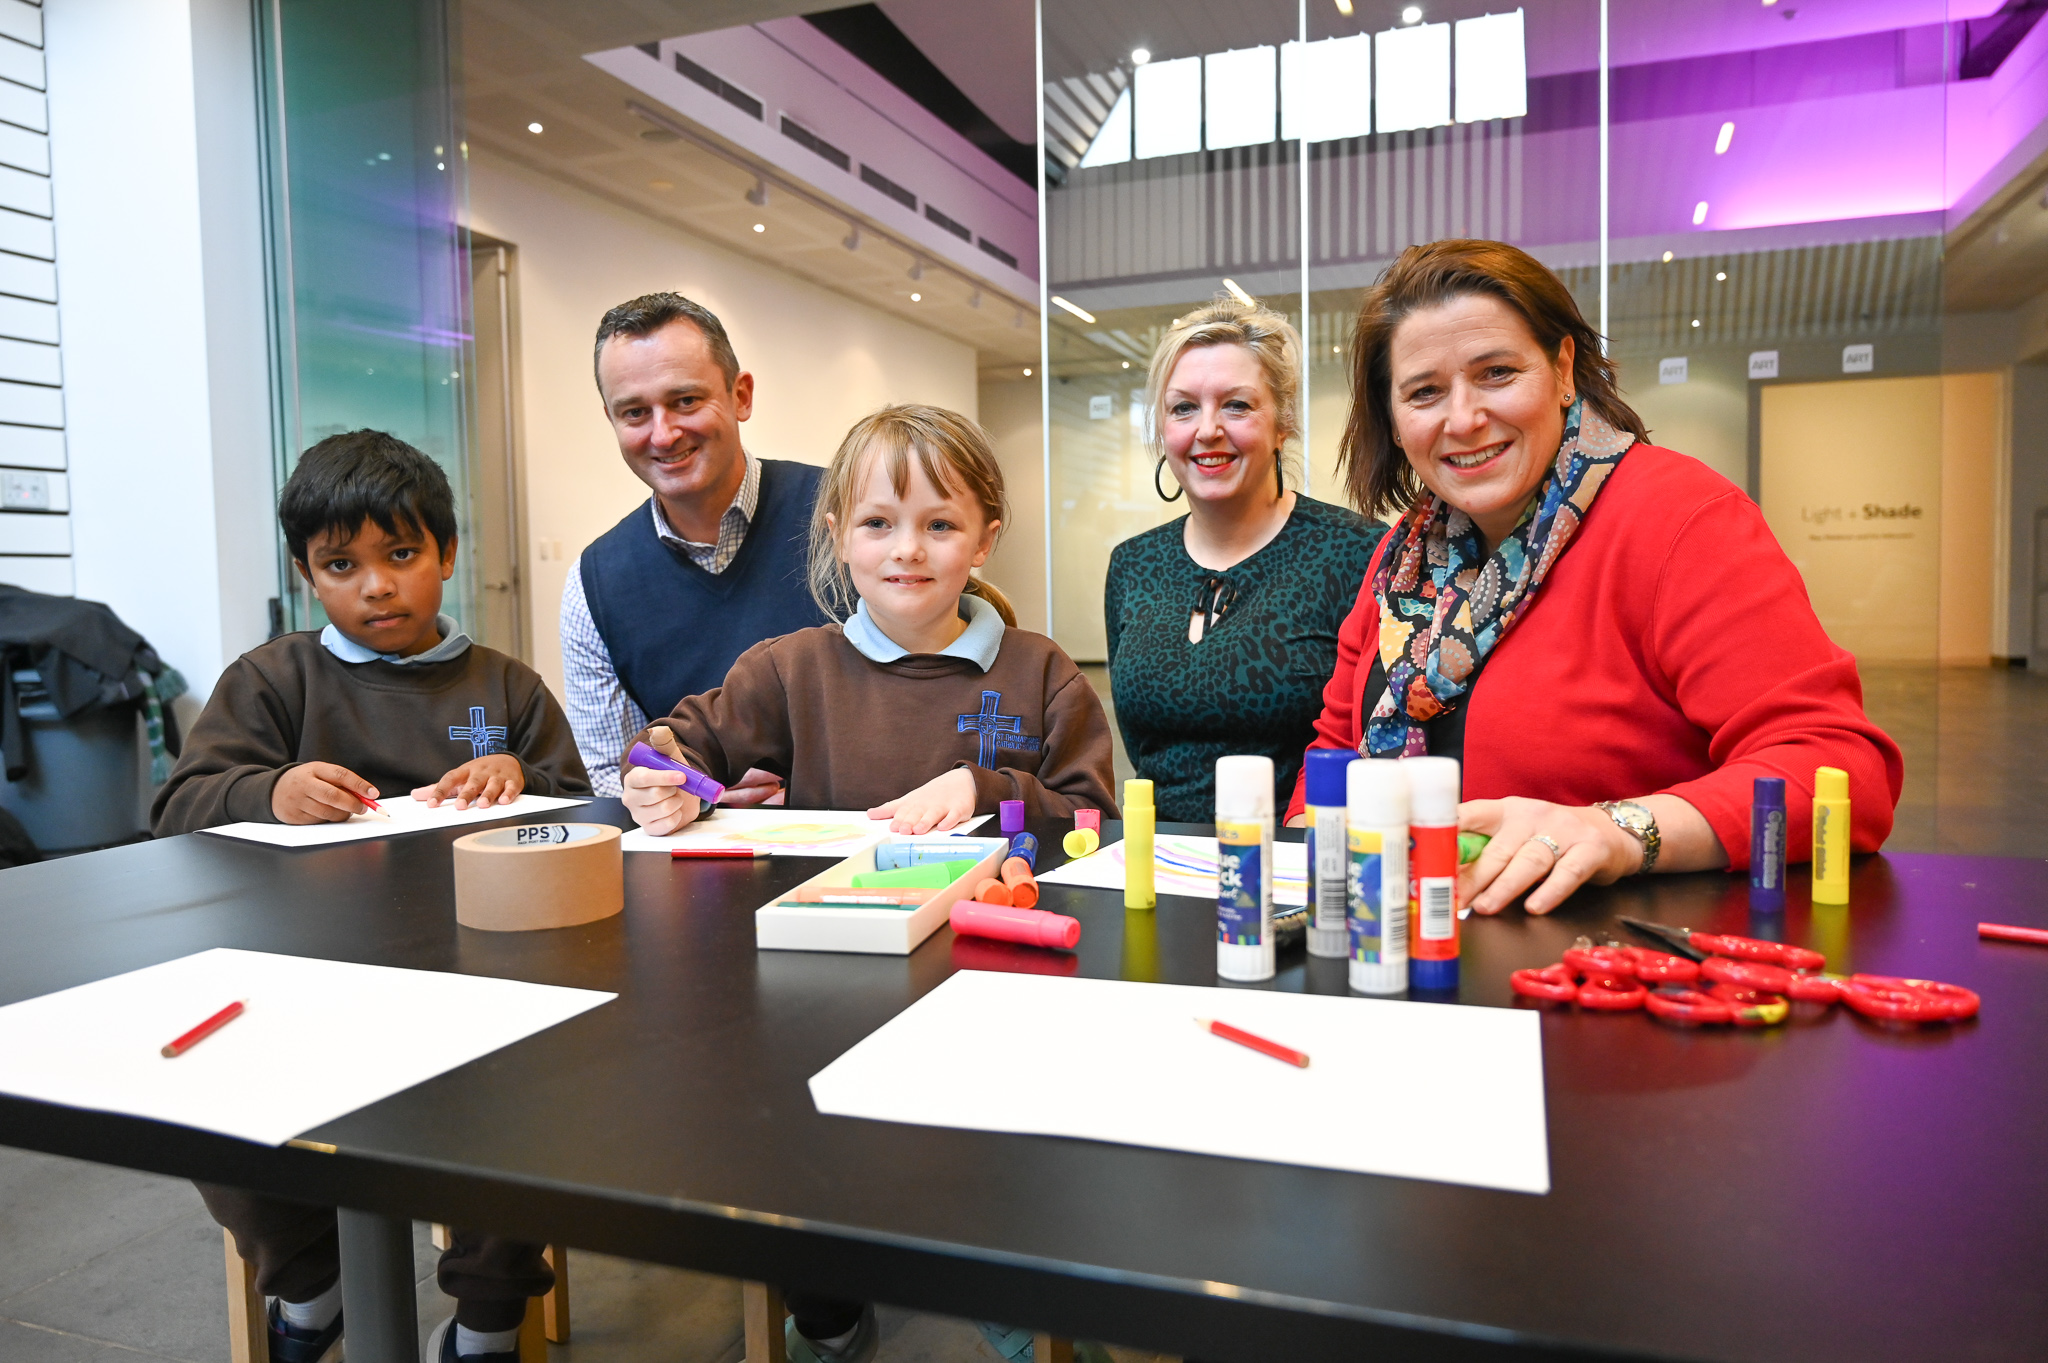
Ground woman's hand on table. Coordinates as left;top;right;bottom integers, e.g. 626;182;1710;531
1459;793;1725;914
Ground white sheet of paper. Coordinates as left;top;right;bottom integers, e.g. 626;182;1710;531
810;971;1549;1193
202;794;589;848
620;809;988;857
0;948;614;1147
1037;835;1308;907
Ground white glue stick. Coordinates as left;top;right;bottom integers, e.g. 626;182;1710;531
1346;759;1411;995
1302;749;1357;959
1215;754;1275;983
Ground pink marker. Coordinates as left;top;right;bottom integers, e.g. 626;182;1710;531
1075;808;1101;834
627;740;726;805
949;900;1080;950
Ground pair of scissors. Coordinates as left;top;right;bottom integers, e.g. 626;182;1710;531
1618;917;1825;971
1510;939;1704;1010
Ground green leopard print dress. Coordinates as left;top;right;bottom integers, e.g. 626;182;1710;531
1105;495;1385;822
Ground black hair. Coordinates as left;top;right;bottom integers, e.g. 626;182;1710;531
278;430;458;566
592;291;740;393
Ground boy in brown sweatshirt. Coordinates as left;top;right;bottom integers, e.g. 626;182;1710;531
154;431;584;1363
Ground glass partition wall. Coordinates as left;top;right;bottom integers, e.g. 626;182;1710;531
1035;0;2022;681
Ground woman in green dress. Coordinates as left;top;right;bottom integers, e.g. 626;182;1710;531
1105;297;1385;821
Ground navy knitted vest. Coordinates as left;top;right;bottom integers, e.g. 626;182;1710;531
580;458;829;720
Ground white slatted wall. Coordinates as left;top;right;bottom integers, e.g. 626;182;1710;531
0;0;63;596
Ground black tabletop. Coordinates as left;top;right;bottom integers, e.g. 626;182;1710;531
1;806;2043;1363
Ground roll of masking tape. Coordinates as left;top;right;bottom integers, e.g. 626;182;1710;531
451;822;624;932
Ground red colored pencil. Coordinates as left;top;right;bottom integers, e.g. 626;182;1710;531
1194;1017;1310;1068
161;1000;247;1058
356;793;391;820
1979;922;2048;947
670;847;766;859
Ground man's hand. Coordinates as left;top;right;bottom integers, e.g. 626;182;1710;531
272;762;380;825
413;754;526;810
867;768;978;835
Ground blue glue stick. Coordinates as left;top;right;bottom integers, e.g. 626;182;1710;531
1000;799;1037;870
1750;777;1786;912
626;740;726;806
874;840;981;870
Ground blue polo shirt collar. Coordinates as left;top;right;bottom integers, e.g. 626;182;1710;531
320;614;473;666
843;593;1004;671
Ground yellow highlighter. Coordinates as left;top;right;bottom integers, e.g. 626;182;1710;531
1123;778;1155;910
1811;766;1850;905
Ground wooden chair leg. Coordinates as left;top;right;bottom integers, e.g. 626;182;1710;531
518;1294;548;1363
224;1229;266;1363
541;1244;570;1343
1033;1334;1077;1363
743;1280;788;1363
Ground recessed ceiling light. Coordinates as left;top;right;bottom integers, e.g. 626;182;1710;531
752;223;765;232
1662;251;1674;262
527;122;543;134
1121;361;1130;369
1334;0;1354;13
1691;318;1702;328
1715;121;1735;155
910;292;921;302
1023;367;1033;377
1333;345;1341;353
1401;5;1422;23
1131;48;1151;65
1716;271;1727;281
1693;200;1710;225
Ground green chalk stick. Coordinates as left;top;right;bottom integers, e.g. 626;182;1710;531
1458;832;1491;865
849;858;981;889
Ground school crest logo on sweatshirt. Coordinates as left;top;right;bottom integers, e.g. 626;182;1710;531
449;705;508;759
957;691;1040;767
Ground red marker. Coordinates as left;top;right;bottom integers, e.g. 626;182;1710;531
1194;1017;1309;1069
670;847;767;859
161;1000;247;1058
1980;922;2048;948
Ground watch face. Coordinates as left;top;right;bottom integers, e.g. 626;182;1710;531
1613;803;1652;834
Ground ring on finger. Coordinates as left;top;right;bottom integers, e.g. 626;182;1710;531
1524;833;1563;860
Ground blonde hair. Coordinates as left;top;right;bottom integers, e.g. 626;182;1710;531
808;404;1018;627
1144;294;1304;490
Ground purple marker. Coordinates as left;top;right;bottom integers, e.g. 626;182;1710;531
999;799;1037;870
627;740;726;806
1750;777;1786;911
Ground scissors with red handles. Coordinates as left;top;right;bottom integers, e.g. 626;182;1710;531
1618;916;1825;970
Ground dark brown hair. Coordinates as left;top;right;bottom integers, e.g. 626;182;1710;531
1338;239;1647;518
592;291;740;392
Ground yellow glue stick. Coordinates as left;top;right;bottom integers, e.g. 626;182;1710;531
1123;778;1155;910
1811;766;1850;905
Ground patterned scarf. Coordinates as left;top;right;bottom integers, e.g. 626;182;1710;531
1364;399;1635;757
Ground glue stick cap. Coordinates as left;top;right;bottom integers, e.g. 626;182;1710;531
1347;757;1408;826
1402;756;1461;825
1215;754;1274;820
1124;778;1154;810
1753;776;1786;809
1303;749;1354;808
1000;800;1026;834
1814;766;1849;801
1410;956;1459;991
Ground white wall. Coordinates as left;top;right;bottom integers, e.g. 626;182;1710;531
466;150;979;696
977;373;1045;632
45;0;272;706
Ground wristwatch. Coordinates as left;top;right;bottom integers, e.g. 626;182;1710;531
1596;800;1661;875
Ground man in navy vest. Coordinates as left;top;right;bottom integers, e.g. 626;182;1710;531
559;293;828;796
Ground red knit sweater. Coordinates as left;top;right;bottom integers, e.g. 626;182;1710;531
1284;445;1902;869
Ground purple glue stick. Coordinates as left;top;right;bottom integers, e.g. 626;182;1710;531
627;740;726;806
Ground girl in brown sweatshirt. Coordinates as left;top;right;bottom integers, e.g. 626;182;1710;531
620;404;1118;836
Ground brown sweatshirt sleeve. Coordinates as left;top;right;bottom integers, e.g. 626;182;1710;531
505;665;591;797
958;667;1120;823
625;640;796;790
149;656;303;836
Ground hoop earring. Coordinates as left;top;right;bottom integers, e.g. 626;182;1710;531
1154;459;1185;503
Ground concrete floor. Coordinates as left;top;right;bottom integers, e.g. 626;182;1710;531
1;663;2038;1363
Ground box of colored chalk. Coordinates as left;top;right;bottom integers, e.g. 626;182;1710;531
754;836;1008;955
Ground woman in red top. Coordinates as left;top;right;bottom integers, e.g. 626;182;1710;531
1287;240;1900;915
